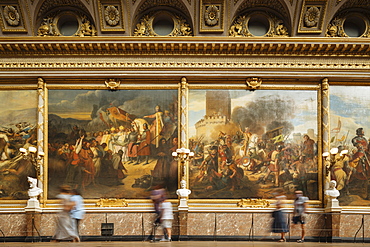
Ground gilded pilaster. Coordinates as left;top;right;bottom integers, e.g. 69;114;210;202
321;78;330;190
178;77;189;238
37;78;45;202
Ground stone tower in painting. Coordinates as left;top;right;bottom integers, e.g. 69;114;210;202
195;90;231;142
206;90;231;120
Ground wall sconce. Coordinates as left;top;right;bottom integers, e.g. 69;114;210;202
322;147;348;177
172;147;194;185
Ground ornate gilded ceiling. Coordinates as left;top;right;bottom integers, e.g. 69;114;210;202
0;0;369;83
0;0;369;37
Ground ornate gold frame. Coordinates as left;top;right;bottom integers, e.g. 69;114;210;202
186;82;323;206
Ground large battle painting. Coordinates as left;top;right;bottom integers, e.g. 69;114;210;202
48;90;178;199
0;90;38;200
330;86;370;206
188;90;318;200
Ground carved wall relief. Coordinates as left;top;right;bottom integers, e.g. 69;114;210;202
229;11;289;37
326;11;370;37
37;9;96;37
134;10;192;36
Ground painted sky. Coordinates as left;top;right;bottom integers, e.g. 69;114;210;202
330;86;370;146
0;91;37;126
49;89;177;120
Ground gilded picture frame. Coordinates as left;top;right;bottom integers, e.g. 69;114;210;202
330;86;370;206
0;88;38;201
47;86;179;200
188;86;320;201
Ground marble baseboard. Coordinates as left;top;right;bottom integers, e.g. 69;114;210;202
0;211;363;239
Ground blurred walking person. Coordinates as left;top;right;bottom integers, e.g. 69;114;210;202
271;188;289;242
70;189;85;237
292;190;308;243
51;185;80;242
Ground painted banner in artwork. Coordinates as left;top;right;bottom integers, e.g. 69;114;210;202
330;86;370;206
48;89;178;199
0;90;37;200
188;89;318;200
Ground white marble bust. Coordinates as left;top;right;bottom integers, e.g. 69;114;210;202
177;180;191;197
27;177;43;199
325;180;340;199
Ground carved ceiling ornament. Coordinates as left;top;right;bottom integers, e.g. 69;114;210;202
298;0;327;33
229;11;289;37
204;5;220;26
104;5;120;26
4;5;20;26
304;6;320;27
0;1;27;33
134;10;192;36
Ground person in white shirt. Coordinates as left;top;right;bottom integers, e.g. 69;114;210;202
159;198;173;242
292;190;308;243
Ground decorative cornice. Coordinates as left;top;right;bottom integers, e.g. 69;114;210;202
0;37;369;56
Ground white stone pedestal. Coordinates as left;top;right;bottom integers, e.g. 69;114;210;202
325;198;342;213
25;198;42;213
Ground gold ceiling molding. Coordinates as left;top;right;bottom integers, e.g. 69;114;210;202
0;38;369;56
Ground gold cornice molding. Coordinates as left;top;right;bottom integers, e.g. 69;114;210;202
0;37;369;56
0;56;369;72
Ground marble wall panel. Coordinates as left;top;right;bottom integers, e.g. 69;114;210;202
340;214;366;239
215;213;252;236
188;213;215;235
0;213;27;237
106;213;143;235
289;213;324;238
251;213;273;237
79;213;106;235
40;213;57;236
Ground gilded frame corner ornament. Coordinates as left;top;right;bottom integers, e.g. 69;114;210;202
98;0;125;33
298;0;328;33
237;198;270;208
0;1;27;33
105;78;121;90
96;198;129;207
246;77;262;90
200;0;225;33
